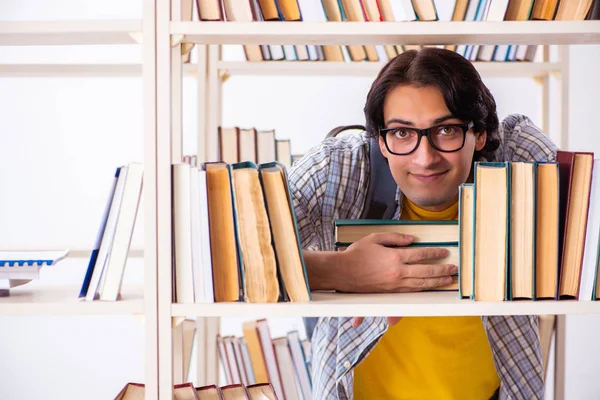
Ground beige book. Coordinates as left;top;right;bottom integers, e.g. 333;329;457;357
260;165;310;302
115;383;145;400
555;0;593;20
459;184;474;298
233;166;280;303
322;0;367;61
511;162;535;299
474;163;509;302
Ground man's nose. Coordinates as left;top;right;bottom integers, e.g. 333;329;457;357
412;136;442;168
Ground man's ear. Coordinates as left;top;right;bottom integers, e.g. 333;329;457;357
378;135;389;159
475;131;487;151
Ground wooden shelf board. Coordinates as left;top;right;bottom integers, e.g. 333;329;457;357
171;291;600;317
0;20;142;46
217;61;563;77
174;21;600;46
0;285;144;315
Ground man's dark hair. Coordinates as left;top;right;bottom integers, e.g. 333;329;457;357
364;47;500;161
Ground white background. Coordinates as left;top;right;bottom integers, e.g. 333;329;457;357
1;1;600;399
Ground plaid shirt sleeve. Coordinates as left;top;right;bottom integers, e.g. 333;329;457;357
288;115;559;400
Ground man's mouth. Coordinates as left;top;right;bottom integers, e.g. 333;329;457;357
410;171;448;183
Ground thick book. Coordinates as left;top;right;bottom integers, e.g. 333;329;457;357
556;151;594;299
232;162;280;303
473;162;510;301
259;162;311;302
196;384;224;400
334;219;458;246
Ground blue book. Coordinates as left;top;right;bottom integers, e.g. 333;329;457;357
0;250;68;268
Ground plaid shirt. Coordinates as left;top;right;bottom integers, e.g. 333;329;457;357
288;114;559;400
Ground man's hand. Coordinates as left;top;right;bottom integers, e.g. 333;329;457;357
352;316;403;328
335;232;457;293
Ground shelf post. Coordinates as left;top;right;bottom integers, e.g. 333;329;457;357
206;45;222;162
142;0;159;398
196;45;209;163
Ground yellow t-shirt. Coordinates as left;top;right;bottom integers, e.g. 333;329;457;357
353;197;500;400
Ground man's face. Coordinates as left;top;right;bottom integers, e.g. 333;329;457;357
379;84;486;211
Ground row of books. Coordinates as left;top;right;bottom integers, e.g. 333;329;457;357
334;150;600;301
172;160;311;304
217;126;296;169
217;320;311;400
189;0;599;64
116;381;280;400
79;163;143;302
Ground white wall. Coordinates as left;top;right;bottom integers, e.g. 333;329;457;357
1;1;600;399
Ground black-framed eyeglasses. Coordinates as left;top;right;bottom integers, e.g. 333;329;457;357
379;121;475;156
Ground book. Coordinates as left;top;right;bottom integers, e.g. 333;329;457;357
204;162;244;302
473;162;510;302
259;162;311;302
458;183;474;299
196;385;224;400
334;219;458;245
232;162;280;303
0;250;69;295
578;159;600;300
557;151;594;299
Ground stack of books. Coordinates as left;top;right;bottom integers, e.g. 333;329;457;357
172;161;311;304
0;250;69;296
217;319;311;400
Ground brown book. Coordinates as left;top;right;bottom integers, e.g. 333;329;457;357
174;383;201;400
556;151;594;298
205;162;242;302
505;0;535;20
260;163;311;302
531;0;559;20
232;164;280;303
277;0;301;20
257;0;280;20
114;383;145;400
474;163;509;302
555;0;594;20
196;385;225;400
535;162;560;299
246;383;279;400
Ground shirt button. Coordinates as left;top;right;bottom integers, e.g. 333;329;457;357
380;323;385;330
343;361;351;369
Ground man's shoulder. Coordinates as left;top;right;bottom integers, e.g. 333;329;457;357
496;114;558;163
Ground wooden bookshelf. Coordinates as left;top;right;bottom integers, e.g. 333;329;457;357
0;20;142;46
174;21;600;46
0;285;144;315
172;292;600;318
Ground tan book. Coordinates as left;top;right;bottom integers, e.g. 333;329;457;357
555;0;594;20
334;220;458;244
444;0;469;51
196;385;224;400
322;0;367;61
412;0;438;21
474;163;509;302
259;163;311;302
221;385;251;400
174;383;201;400
535;162;560;299
222;1;263;61
219;127;239;164
242;320;270;385
340;0;379;61
458;183;474;298
275;139;291;169
205;163;241;302
510;162;536;299
115;383;145;400
505;0;535;20
247;383;279;400
232;163;280;303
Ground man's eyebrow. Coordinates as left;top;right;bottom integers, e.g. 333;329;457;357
385;118;414;126
385;114;458;127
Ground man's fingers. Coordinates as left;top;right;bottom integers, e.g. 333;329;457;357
399;276;455;290
403;263;457;278
352;317;365;328
400;247;449;264
363;232;414;247
387;317;403;326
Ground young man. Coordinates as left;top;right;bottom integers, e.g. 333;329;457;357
288;48;557;400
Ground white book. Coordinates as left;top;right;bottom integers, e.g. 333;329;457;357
198;169;215;303
172;163;195;304
579;159;600;301
99;162;143;301
190;167;204;303
273;337;301;400
87;166;129;301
